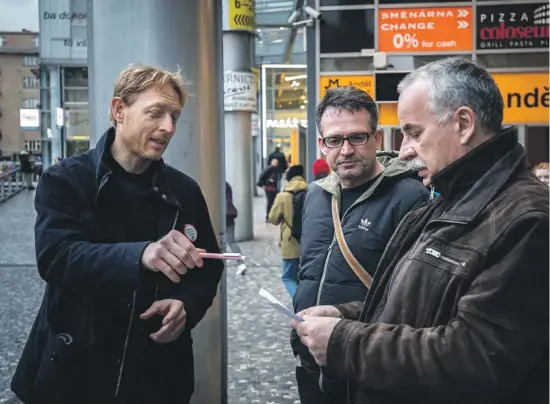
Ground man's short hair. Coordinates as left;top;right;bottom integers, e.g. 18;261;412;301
316;86;378;135
110;64;189;126
397;57;504;135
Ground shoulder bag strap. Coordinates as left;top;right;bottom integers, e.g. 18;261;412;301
331;196;373;289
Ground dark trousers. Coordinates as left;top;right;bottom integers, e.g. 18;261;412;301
265;190;277;219
296;366;348;404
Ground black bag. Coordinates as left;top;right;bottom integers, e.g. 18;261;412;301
287;190;306;243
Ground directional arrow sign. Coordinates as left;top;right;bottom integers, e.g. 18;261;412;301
457;20;469;29
457;9;469;17
226;0;255;32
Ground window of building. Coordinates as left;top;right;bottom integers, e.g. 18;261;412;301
0;37;5;47
22;56;39;67
24;140;41;152
22;99;40;109
476;53;549;69
375;72;408;102
22;76;40;89
320;0;373;5
320;56;374;72
320;9;375;54
383;55;471;71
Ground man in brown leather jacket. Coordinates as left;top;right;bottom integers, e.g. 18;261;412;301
291;57;549;404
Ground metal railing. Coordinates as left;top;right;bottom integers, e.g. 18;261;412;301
0;167;25;203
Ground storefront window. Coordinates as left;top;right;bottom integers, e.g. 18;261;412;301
320;9;375;54
261;66;307;161
526;126;550;168
320;56;374;72
477;53;549;69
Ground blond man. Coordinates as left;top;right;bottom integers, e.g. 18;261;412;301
11;65;224;404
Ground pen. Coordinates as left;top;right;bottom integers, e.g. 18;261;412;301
199;252;247;260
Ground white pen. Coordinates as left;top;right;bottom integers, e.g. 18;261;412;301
199;252;247;261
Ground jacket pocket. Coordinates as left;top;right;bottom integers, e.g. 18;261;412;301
34;328;86;402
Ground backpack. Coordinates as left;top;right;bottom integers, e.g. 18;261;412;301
285;189;306;243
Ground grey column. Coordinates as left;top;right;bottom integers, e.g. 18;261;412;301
40;67;51;168
87;1;227;403
305;23;317;183
49;66;62;161
517;125;526;147
223;23;254;241
383;127;392;151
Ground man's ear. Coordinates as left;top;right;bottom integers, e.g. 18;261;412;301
110;97;125;125
455;106;476;145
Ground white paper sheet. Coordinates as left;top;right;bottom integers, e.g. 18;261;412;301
258;288;304;322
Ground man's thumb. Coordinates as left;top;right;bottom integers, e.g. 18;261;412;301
140;302;161;319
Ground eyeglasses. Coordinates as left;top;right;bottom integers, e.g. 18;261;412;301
322;132;371;149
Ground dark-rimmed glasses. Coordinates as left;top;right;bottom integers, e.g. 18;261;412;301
322;132;371;149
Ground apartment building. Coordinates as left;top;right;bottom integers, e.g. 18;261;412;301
0;30;40;160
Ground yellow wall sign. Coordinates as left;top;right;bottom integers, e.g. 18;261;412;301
376;73;549;127
228;0;255;32
492;73;549;125
320;75;375;100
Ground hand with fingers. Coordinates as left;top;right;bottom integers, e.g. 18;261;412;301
141;230;206;283
140;299;187;343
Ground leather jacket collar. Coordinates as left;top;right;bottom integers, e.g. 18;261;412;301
431;126;525;223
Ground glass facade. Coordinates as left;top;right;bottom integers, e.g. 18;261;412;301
261;65;307;161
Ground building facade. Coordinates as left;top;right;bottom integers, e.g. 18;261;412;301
0;31;40;160
306;0;549;168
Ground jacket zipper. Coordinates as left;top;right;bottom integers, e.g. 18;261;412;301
114;205;180;397
115;291;136;397
316;239;336;305
425;247;465;267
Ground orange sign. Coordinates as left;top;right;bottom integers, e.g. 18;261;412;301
320;75;374;100
379;7;473;52
492;73;549;125
375;73;549;127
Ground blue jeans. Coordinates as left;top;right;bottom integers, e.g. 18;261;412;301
282;258;299;299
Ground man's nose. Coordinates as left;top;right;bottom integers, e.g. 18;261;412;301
340;139;355;155
159;114;175;133
398;137;415;160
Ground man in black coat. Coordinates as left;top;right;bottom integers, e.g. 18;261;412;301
11;65;224;404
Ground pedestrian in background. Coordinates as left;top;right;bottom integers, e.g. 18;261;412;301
226;181;247;275
268;165;307;299
311;158;330;181
257;158;279;221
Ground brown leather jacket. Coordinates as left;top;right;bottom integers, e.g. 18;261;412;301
328;128;549;404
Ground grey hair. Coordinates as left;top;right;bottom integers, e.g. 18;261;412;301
316;86;378;134
397;57;503;134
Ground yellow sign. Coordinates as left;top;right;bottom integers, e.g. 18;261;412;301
492;73;549;125
228;0;255;32
375;73;549;127
320;75;375;100
378;103;399;126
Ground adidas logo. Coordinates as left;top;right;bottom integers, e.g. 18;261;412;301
359;218;371;231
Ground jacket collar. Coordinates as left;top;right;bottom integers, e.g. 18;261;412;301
432;126;525;223
92;127;182;209
316;150;416;199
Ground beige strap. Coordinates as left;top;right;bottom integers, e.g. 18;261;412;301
331;196;373;289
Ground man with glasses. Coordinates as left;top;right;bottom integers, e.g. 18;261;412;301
291;86;428;404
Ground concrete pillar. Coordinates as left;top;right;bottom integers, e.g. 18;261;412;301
87;1;227;403
305;22;317;183
49;66;62;161
517;125;526;147
222;4;255;241
40;67;51;168
383;127;392;151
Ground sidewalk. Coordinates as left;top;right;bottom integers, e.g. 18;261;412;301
227;193;299;403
